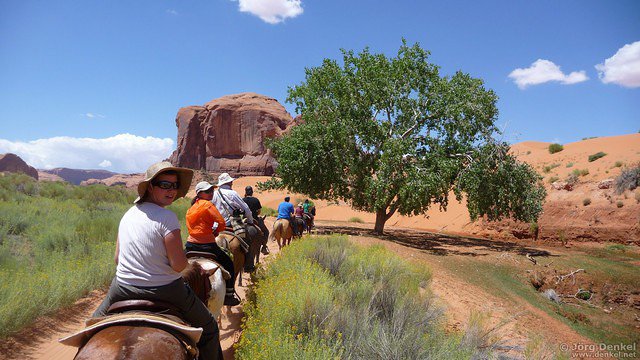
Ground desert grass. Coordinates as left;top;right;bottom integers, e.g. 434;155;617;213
0;174;134;338
260;206;278;217
543;163;560;173
347;216;364;223
237;236;498;359
571;168;589;177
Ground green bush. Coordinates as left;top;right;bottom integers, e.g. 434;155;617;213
261;206;278;217
548;176;559;184
614;161;623;168
566;162;574;168
582;198;591;206
237;236;495;359
348;216;364;223
616;201;624;208
548;143;564;154
588;152;607;162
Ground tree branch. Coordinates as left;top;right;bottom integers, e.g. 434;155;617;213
386;200;399;219
400;99;431;139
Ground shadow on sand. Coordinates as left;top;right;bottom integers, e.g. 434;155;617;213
315;224;554;258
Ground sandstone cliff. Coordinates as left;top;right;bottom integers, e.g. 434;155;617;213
0;153;39;179
169;93;295;176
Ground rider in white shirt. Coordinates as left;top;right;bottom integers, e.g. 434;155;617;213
211;173;254;227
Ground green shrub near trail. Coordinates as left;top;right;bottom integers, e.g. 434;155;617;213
237;236;493;359
0;174;134;338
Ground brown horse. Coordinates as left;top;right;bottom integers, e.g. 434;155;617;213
269;218;293;249
75;325;193;360
72;263;212;360
248;216;269;268
215;231;247;287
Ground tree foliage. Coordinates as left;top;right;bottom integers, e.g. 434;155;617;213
260;40;546;233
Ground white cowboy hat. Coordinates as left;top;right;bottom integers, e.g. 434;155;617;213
194;181;215;194
216;172;235;187
134;161;193;204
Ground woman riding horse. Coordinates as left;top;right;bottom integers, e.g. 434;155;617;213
185;181;240;306
92;161;222;360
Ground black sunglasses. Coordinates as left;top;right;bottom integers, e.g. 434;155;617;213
152;180;180;190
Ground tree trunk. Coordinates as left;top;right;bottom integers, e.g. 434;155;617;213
374;209;388;235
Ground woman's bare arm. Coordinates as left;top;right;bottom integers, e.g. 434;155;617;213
163;229;188;272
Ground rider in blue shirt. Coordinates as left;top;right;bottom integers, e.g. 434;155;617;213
277;196;295;220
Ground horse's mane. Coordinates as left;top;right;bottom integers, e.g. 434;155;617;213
181;261;211;304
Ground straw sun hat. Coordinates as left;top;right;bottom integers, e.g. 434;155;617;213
134;161;194;204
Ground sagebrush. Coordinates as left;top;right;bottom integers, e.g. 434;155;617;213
0;174;136;337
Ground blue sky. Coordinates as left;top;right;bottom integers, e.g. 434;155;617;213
1;0;639;172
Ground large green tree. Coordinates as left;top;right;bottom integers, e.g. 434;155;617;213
261;41;546;234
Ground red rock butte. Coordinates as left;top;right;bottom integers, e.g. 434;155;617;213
169;92;296;176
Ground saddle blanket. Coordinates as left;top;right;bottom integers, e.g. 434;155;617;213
58;312;203;347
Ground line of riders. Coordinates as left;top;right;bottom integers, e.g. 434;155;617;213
75;161;315;360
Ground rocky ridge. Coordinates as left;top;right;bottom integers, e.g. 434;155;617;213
0;153;38;179
40;168;117;185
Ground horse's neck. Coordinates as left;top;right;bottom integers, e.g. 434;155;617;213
182;263;209;304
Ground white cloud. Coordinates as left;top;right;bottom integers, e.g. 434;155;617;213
508;59;588;89
595;41;640;88
99;160;112;168
0;134;174;173
236;0;303;24
85;112;106;119
166;9;179;15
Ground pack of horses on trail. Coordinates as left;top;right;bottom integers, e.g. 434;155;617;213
273;207;315;249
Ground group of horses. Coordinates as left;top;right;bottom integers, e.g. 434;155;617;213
69;214;312;359
271;213;313;249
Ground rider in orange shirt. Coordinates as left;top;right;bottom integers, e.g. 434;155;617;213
186;181;240;306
